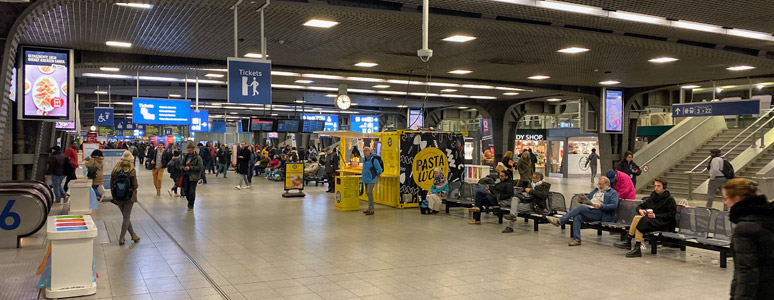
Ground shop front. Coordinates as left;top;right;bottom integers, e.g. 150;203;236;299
513;129;548;174
546;128;599;178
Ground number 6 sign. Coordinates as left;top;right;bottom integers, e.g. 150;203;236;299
0;194;48;248
0;200;21;230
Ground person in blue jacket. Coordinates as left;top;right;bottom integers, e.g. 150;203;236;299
547;176;619;246
361;146;383;216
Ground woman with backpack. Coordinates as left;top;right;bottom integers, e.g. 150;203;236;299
167;151;184;197
110;151;140;245
84;149;105;202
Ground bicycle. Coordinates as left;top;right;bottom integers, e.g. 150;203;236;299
578;156;590;172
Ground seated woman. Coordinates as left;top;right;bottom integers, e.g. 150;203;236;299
426;168;449;214
468;171;514;224
614;177;676;257
304;158;320;177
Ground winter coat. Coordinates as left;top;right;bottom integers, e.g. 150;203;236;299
182;153;203;182
325;152;339;174
168;157;183;180
268;158;280;169
64;146;79;168
236;148;252;174
48;152;67;176
217;148;231;164
612;170;636;200
528;181;552;209
636;190;677;233
729;195;774;300
259;157;270;168
517;156;533;182
587;187;619;222
110;159;138;203
84;156;104;186
488;178;515;202
361;154;383;184
617;160;642;185
304;162;320;176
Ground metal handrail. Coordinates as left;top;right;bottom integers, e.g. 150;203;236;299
639;117;714;167
689;106;774;173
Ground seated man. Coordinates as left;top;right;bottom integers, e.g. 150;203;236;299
502;172;551;233
468;171;514;225
614;177;677;257
304;158;320;177
547;176;618;246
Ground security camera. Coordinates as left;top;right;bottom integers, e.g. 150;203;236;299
417;49;433;62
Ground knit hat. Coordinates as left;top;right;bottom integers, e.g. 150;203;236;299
121;150;134;162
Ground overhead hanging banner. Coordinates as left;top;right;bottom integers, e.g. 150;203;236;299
19;47;73;121
227;57;272;105
94;107;114;126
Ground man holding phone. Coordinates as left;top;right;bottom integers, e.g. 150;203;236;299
614;177;677;257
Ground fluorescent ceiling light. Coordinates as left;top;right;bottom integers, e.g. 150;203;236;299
83;73;133;79
377;91;408;95
410;92;439;97
100;67;120;72
757;84;765;90
397;105;408;108
325;94;337;98
202;68;228;72
354;62;378;67
496;87;525;91
271;71;301;76
271;84;304;89
458;106;469;109
303;19;339;28
608;11;669;25
649;57;679;63
303;74;344;80
205;73;224;78
442;35;477;43
536;0;608;17
671;20;726;34
716;88;723;93
229;112;238;115
462;84;495;89
94;91;108;95
348;89;377;93
528;75;550;80
185;79;225;84
244;53;267;59
295;80;313;84
169;94;181;98
546;98;562;102
448;70;473;75
470;96;497;99
557;47;589;54
503;92;520;96
727;29;774;41
347;77;385;82
113;102;132;105
442;94;468;98
373;85;390;89
271;113;279;116
681;85;700;89
427;82;460;87
727;65;756;71
599;80;621;85
493;0;536;4
387;79;424;85
307;86;339;91
138;76;177;82
294;100;305;103
115;3;153;9
105;41;132;47
441;89;457;93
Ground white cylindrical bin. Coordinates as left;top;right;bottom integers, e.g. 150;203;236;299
45;215;98;298
68;179;94;215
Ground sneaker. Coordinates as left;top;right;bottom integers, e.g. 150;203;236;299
501;227;514;233
168;189;173;197
568;240;582;246
235;186;241;190
468;220;481;225
245;185;251;189
503;214;517;221
546;216;560;227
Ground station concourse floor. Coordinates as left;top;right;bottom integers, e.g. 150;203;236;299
2;170;732;300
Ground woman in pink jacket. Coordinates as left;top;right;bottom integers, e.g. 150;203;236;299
606;169;636;200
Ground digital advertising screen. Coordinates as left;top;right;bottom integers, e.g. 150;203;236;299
268;132;278;138
277;119;300;133
9;67;16;102
132;98;191;125
20;47;73;121
350;115;379;133
55;121;75;130
408;109;423;130
301;120;324;133
302;114;339;131
604;89;623;133
190;110;209;132
250;118;274;131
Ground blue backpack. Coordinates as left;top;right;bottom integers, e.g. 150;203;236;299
111;170;133;201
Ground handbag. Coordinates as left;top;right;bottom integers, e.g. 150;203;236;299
175;176;184;188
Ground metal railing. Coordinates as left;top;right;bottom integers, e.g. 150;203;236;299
638;117;714;168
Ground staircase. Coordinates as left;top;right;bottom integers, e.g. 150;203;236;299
639;128;754;199
735;147;774;178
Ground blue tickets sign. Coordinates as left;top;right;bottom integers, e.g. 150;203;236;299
132;98;191;125
94;107;114;126
114;119;134;130
228;58;272;104
672;99;761;117
190;110;209;132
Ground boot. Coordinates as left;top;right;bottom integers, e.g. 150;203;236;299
131;234;141;243
119;237;125;245
614;235;633;249
626;242;642;257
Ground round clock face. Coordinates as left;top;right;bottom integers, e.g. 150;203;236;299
335;94;351;110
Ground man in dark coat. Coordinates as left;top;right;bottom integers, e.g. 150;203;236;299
325;148;339;193
236;142;252;176
615;177;677;257
503;172;551;233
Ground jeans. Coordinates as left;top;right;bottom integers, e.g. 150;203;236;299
558;205;603;242
327;173;336;191
51;175;66;202
200;168;207;184
365;183;376;211
183;176;197;208
64;176;72;193
247;167;254;184
506;197;529;229
217;163;228;178
139;156;145;164
91;184;103;199
207;160;216;173
707;177;729;210
473;191;496;221
116;201;136;239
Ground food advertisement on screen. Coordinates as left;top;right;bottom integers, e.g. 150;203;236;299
22;48;71;119
605;90;623;132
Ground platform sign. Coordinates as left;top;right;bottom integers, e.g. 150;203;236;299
94;107;113;126
284;163;304;191
672;99;761;117
227;57;271;104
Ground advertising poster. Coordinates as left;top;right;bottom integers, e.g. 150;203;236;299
350;115;379;133
228;57;272;104
284;163;304;190
408;109;423;130
604;89;623;132
190;110;209;132
9;67;16;102
302;114;338;131
132;98;191;125
20;47;71;120
479;118;495;166
101;150;125;190
399;132;465;201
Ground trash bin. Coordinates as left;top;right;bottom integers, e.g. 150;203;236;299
43;215;98;298
68;179;95;215
335;175;360;211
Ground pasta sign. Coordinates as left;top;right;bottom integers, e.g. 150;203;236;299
412;147;449;191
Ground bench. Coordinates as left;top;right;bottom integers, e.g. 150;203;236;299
305;166;328;187
645;208;733;268
559;196;642;240
443;182;503;222
495;192;567;231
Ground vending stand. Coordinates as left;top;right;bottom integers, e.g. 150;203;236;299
40;215;98;298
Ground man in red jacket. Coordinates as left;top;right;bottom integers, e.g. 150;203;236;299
63;141;79;195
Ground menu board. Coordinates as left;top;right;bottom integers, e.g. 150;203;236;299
604;89;623;133
132;98;191;125
408;109;423;130
277;119;300;132
250;118;274;131
20;47;73;121
301;120;324;133
350;115;379;133
190;110;209;132
302;114;338;131
9;67;16;102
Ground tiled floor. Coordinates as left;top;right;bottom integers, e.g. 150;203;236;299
3;170;732;300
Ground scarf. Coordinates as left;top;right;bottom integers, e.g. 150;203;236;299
531;180;543;189
433;172;447;190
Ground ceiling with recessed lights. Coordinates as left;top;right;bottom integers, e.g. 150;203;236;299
5;0;774;125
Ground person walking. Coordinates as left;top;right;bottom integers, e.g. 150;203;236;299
47;146;68;203
182;144;203;211
207;142;217;174
721;178;774;299
84;149;105;202
325;148;339;193
110;150;141;245
528;148;538;172
198;143;209;184
247;145;258;184
361;146;383;216
586;148;599;184
216;145;230;178
235;142;252;189
129;143;139;166
63;141;79;197
707;149;730;210
137;143;146;166
167;150;183;197
149;143;168;196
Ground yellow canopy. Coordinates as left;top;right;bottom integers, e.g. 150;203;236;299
313;130;379;139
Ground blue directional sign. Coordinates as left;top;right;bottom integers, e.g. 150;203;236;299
190;110;209;132
228;57;272;104
672;99;761;117
94;107;114;126
114;119;134;130
164;128;173;136
132;98;191;125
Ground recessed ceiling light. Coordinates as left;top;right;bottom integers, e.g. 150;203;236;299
347;77;385;82
557;47;589;54
441;89;457;93
169;94;181;98
303;19;339;28
100;67;120;72
599;80;621;85
302;74;344;80
83;73;133;79
373;85;390;89
105;41;132;48
681;85;700;89
244;53;267;59
727;65;756;71
94;91;108;95
205;73;225;78
294;100;305;103
528;75;550;80
295;80;313;84
271;71;301;77
547;98;562;102
354;62;378;67
448;69;473;75
649;57;679;63
458;106;469;109
462;84;495;89
443;35;477;43
442;94;468;98
115;3;153;9
503;92;520;96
